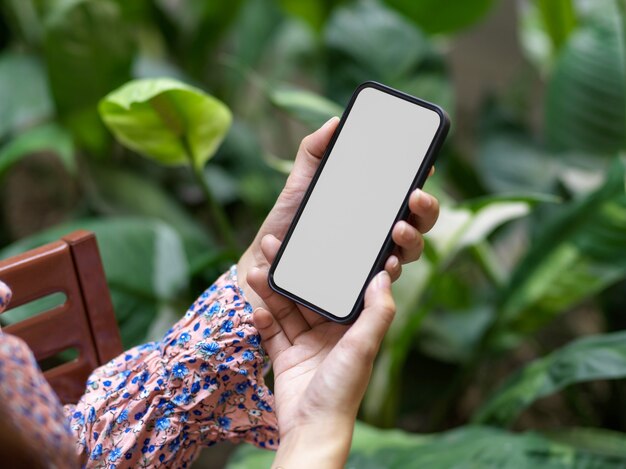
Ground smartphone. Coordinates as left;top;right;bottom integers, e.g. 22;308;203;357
269;82;450;323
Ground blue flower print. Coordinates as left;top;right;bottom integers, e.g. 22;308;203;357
108;447;122;461
246;334;261;347
117;410;129;424
178;332;191;344
155;417;171;431
242;350;254;361
220;319;234;333
235;381;249;394
91;444;103;460
206;302;220;318
257;400;273;412
217;416;231;429
171;362;189;379
172;392;190;406
197;341;220;358
88;406;97;423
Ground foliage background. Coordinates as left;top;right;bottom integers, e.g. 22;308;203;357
1;0;626;467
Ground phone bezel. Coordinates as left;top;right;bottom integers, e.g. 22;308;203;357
268;81;450;324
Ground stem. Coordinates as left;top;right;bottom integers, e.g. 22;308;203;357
181;135;239;255
190;163;240;256
470;242;507;288
618;0;626;141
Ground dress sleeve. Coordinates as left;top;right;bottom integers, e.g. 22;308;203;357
65;265;279;468
0;280;77;468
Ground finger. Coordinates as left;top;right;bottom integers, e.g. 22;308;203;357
253;307;291;361
340;271;396;362
299;116;340;160
428;165;435;177
408;189;440;233
247;266;311;342
384;255;402;282
391;221;424;264
260;234;329;328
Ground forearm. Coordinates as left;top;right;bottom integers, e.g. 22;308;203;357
272;420;354;469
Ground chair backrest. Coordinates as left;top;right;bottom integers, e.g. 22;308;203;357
0;230;123;404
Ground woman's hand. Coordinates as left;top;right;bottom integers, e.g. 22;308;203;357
237;116;440;312
246;236;396;468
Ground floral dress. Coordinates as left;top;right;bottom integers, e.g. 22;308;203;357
0;266;279;468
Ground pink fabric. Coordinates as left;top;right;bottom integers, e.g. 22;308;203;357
0;279;10;314
0;334;77;468
0;294;78;468
65;265;279;466
0;268;279;468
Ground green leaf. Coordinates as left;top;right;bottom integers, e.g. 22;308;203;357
268;86;343;128
43;0;134;153
492;157;626;345
0;217;189;347
384;0;498;35
364;193;542;424
279;0;346;31
0;52;52;139
229;421;626;468
478;127;612;195
428;195;548;265
99;78;232;169
324;0;431;102
543;427;626;459
89;165;215;259
474;331;626;427
0;123;75;180
478;129;558;193
536;0;577;51
545;11;625;155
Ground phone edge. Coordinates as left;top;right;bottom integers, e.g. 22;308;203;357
268;81;451;324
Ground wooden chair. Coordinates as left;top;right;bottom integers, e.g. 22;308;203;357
0;230;123;404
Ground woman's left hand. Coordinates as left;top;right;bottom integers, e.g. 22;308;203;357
237;117;440;310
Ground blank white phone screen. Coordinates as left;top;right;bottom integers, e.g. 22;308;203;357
273;86;442;319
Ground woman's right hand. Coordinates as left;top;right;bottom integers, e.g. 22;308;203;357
246;234;396;469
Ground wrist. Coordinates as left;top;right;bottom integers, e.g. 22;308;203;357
273;420;354;469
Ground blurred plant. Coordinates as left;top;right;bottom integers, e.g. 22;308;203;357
2;0;626;467
99;78;236;251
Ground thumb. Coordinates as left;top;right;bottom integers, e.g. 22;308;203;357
297;116;340;162
341;271;396;360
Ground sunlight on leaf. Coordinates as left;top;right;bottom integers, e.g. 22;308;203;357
99;78;232;169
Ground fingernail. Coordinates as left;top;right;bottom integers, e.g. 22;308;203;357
323;116;338;128
418;191;432;209
402;222;416;241
390;255;399;268
376;271;390;289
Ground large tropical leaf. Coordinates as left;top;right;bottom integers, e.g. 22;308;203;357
518;0;577;75
0;217;189;347
268;85;343;128
323;0;438;104
43;0;134;153
89;166;215;260
545;7;625;155
228;421;626;468
384;0;498;36
0;52;52;139
489;157;626;348
0;123;74;180
99;78;232;169
364;194;548;425
474;331;626;427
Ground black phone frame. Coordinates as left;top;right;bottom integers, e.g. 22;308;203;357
268;81;450;324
